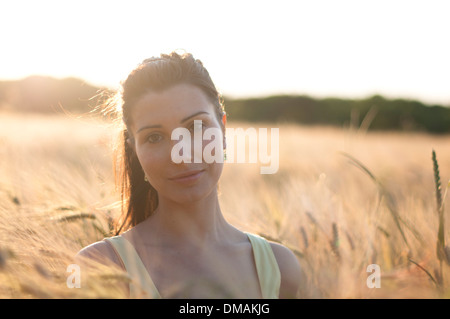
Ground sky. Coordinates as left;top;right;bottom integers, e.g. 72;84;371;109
1;0;449;105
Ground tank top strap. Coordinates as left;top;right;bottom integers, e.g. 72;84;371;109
245;232;281;299
104;236;161;299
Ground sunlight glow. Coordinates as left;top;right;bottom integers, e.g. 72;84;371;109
1;0;449;105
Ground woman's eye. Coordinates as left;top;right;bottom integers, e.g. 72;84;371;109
189;121;206;132
147;133;163;144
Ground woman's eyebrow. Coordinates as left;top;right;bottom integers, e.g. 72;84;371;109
136;111;210;134
136;124;162;134
180;111;210;123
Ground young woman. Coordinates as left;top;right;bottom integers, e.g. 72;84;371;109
77;51;302;299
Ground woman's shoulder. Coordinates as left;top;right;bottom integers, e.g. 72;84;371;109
267;240;303;299
76;239;124;269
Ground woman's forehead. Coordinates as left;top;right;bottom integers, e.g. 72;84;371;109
130;84;215;127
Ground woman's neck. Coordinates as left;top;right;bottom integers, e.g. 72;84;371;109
137;188;236;249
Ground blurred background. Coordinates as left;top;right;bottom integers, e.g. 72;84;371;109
0;0;449;131
0;0;449;299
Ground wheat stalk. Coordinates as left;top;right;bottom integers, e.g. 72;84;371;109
432;149;448;289
339;152;413;250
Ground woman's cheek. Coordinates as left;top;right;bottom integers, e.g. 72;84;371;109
137;147;163;176
202;127;225;163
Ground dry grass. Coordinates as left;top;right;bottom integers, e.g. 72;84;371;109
0;111;449;298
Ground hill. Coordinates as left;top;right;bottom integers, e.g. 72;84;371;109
0;76;105;114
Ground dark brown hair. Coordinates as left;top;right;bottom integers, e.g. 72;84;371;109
111;51;225;234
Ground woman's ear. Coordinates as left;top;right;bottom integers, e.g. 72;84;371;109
126;137;136;153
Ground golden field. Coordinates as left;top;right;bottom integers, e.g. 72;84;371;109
0;111;449;298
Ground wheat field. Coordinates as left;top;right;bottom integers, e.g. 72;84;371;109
0;111;449;298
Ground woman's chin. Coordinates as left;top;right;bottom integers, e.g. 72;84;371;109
162;184;218;205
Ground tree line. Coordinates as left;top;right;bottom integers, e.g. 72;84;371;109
225;94;450;133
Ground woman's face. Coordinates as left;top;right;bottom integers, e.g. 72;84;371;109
128;83;224;204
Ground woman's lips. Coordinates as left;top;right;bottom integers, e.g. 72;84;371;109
169;169;205;183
